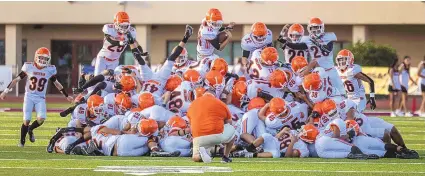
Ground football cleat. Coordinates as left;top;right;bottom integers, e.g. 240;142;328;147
28;130;35;143
221;156;233;163
70;145;89;156
367;154;380;159
46;139;56;153
17;143;24;148
199;147;212;163
64;144;76;155
231;149;254;158
347;153;368;160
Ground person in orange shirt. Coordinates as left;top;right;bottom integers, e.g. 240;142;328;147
187;83;236;163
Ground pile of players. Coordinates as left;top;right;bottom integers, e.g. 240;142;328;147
46;9;419;159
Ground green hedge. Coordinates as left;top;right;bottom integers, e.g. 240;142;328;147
348;40;397;66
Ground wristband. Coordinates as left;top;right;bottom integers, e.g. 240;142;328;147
369;93;375;98
182;36;189;43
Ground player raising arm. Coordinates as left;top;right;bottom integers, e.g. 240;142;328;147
0;47;73;147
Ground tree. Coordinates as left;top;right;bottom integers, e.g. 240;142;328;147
348;41;397;66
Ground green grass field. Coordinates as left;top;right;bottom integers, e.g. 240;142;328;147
0;112;424;176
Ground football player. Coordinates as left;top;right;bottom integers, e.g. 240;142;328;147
241;22;273;59
278;18;345;96
94;11;139;76
239;97;267;145
246;47;279;80
0;47;73;147
282;24;309;64
264;97;308;134
347;120;419;159
159;116;192;157
335;49;376;112
197;8;235;61
136;25;193;104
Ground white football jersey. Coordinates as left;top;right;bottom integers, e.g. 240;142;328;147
321;118;347;137
90;125;120;156
317;98;356;129
306;72;339;104
265;101;309;133
71;104;106;126
301;33;337;69
98;24;137;60
246;49;276;80
103;93;117;116
166;81;194;115
241;29;273;53
336;64;365;99
283;46;309;64
246;79;284;99
21;62;57;98
197;25;218;56
139;61;174;103
277;130;309;157
126;110;148;128
278;67;303;93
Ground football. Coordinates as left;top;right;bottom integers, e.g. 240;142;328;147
218;31;228;43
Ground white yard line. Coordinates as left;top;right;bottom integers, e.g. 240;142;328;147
0;158;424;165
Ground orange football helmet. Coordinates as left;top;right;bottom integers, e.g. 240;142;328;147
247;97;266;111
87;94;104;116
138;119;158;137
261;47;278;66
34;47;51;68
231;81;249;108
205;8;223;30
269;69;290;89
183;69;202;84
120;75;136;92
205;70;225;97
269;97;287;116
336;49;354;71
251;22;268;43
211;58;228;76
291;56;308;73
299;124;319;143
346;120;361;136
130;107;142;112
166;115;187;129
174;47;188;67
114;11;130;34
138;92;155;110
288;23;305;43
114;93;132;114
321;99;339;119
165;75;183;92
302;73;322;91
308;17;324;37
312;101;324;116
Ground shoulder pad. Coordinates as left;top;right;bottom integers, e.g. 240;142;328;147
323;32;337;42
103;24;116;35
352;64;362;75
48;65;57;75
129;26;137;38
